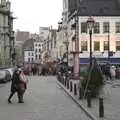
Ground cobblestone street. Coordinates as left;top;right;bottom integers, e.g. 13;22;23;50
0;76;91;120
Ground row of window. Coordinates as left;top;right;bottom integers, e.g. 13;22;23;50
35;44;42;47
28;55;41;62
28;49;42;56
28;53;34;56
35;55;41;59
28;58;34;62
35;49;41;53
81;41;120;51
28;54;41;59
81;22;120;33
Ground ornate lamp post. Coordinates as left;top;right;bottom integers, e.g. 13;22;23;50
108;30;110;63
64;40;69;67
86;16;95;67
63;24;69;70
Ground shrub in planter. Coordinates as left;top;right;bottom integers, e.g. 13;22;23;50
82;58;104;98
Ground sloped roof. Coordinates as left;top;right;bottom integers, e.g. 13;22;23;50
23;39;34;51
68;0;120;16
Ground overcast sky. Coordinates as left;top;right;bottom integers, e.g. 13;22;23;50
10;0;63;33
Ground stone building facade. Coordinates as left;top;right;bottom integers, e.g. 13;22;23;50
0;0;15;66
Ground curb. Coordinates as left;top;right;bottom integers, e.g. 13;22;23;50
57;80;98;120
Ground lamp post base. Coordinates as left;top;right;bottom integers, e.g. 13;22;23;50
72;53;79;80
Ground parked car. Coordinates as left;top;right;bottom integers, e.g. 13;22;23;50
5;68;14;78
0;70;11;83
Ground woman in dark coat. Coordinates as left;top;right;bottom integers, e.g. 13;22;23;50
8;69;24;103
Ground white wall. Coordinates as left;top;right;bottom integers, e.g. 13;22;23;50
67;16;120;58
34;42;43;62
79;16;120;52
24;51;34;62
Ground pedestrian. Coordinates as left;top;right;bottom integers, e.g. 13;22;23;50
19;69;28;103
105;63;112;80
8;68;28;104
110;66;116;80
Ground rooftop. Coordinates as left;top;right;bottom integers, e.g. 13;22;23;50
68;0;120;16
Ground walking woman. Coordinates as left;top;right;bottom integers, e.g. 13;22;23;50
8;68;28;103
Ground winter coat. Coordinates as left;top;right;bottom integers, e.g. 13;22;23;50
11;71;21;92
19;72;28;90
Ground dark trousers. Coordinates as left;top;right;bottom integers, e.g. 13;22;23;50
8;90;25;102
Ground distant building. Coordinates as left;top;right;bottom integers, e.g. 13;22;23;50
47;28;57;61
39;27;49;41
30;33;39;41
16;30;30;42
34;41;43;63
15;30;30;65
23;39;34;63
23;38;43;64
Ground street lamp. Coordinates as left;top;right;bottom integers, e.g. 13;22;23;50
64;40;69;67
108;30;110;63
86;16;95;67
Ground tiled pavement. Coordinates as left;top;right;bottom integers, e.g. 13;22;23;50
0;76;91;120
57;78;120;120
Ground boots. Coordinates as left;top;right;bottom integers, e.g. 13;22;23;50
18;90;24;103
8;92;15;104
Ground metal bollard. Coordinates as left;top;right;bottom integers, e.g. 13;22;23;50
99;97;104;118
70;81;73;92
67;80;69;89
62;78;64;85
79;87;83;100
87;90;92;108
74;83;77;95
64;79;66;87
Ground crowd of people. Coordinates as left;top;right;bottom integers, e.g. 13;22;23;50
101;63;120;80
23;63;57;76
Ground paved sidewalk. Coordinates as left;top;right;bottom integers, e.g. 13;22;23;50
57;79;120;120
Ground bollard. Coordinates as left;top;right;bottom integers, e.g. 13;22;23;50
87;90;92;108
67;80;69;89
70;81;73;92
79;87;83;100
74;83;77;95
99;97;104;118
64;79;66;87
62;78;64;85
